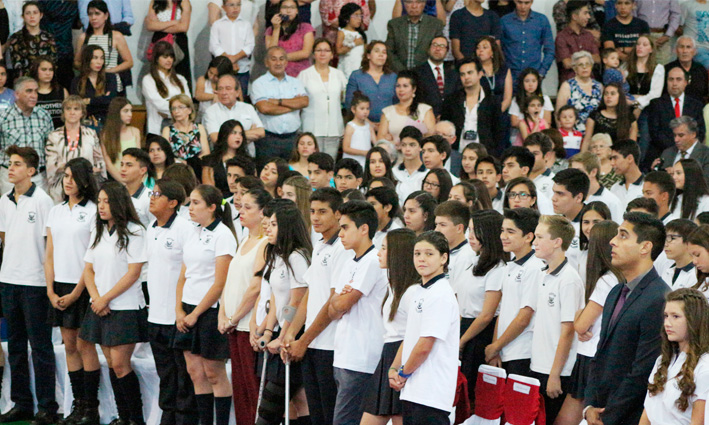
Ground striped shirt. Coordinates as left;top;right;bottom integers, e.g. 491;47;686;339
407;18;420;69
0;104;54;168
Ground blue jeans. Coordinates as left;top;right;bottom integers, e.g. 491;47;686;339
333;367;372;425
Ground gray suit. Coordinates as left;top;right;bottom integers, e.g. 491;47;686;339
660;141;709;182
385;15;444;72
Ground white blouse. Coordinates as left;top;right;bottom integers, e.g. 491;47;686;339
298;65;347;137
142;70;189;134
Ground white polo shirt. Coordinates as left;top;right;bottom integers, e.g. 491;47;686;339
533;169;555;200
662;262;698;290
182;219;238;308
567;211;582;270
587;186;624;223
203;101;264;153
492;190;504;214
373;217;403;250
146;213;194;325
447;240;476;295
672;194;709;218
655;251;673;278
266;251;309;327
132;184;154;284
458;261;505;318
497;250;545;362
46;199;96;284
332;246;388;373
530;259;584;376
303;234;352;350
383;285;417;343
84;222;147;310
400;274;459;412
0;184;54;287
393;163;428;207
576;271;617;358
610;175;644;212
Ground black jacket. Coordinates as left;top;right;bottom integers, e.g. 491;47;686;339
646;93;705;166
413;60;459;117
440;86;501;155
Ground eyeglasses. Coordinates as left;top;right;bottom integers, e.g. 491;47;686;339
666;234;683;243
431;43;448;49
149;191;165;199
507;191;531;200
423;180;440;188
280;5;297;9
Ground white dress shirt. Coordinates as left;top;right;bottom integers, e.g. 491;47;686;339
298;66;347;137
209;15;255;73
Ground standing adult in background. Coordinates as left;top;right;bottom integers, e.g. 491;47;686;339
500;0;555;82
6;1;56;79
583;212;669;425
38;0;78;90
601;0;649;62
299;38;347;160
680;0;709;70
385;0;444;73
30;56;68;129
635;0;680;65
251;46;309;165
391;0;446;23
413;37;457;119
320;0;373;49
552;0;601;38
265;0;315;78
79;0;133;34
555;1;600;83
141;41;189;136
345;41;397;125
476;36;513;146
0;77;53;193
145;0;193;91
664;36;709;104
0;0;24;50
449;0;501;61
209;0;255;94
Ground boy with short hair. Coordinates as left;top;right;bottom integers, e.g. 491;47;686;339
121;147;154;228
552;168;590;266
283;188;352;425
626;197;659;217
523;133;556;198
329;200;388;425
501;146;535;185
642;171;677;224
662;218;698;289
609;139;644;211
530;215;584;424
393;126;427;203
601;0;650;61
433;200;474;295
209;0;255;92
485;208;544;376
0;145;56;423
422;135;460;184
475;156;503;212
334;159;363;192
569;152;623;222
308;152;335;190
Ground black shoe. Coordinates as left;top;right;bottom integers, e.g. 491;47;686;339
74;405;100;425
58;400;86;425
108;419;130;425
0;406;34;423
29;410;59;425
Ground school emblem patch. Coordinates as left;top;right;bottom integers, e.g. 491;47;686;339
165;238;174;249
27;211;36;223
77;212;88;222
547;292;557;307
202;234;213;245
416;298;424;313
321;253;331;267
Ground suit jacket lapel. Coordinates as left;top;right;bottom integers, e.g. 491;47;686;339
598;270;656;348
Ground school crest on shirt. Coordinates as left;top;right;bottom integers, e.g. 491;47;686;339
570;236;579;250
515;270;524;282
279;269;286;279
77;212;88;222
539;183;550;193
415;298;424;313
165;238;175;249
547;292;557;307
27;211;36;223
321;253;331;267
202;234;213;245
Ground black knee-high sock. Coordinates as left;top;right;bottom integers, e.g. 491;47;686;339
296;416;311;425
214;396;231;425
83;369;101;407
68;369;85;401
118;371;145;425
195;393;214;425
109;368;130;420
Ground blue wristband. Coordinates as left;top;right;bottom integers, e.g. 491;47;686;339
398;365;413;379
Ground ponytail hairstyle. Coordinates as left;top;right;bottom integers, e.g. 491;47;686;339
471;209;509;276
460;143;488;181
92;182;142;251
396;70;421;119
264;201;312;281
585;220;624;303
382;228;419;321
686;225;709;293
469;179;493;210
244;187;274;235
78;45;107;97
283;175;312;228
194;184;237;241
347;91;371;122
648;288;709;412
403;190;437;232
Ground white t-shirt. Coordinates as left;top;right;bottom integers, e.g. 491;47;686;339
382;285;417;343
509;95;554;118
644;352;709;425
587;186;624;223
142;71;189;135
497;251;545;362
342;121;371;167
447;240;476;296
266;251;309;327
0;184;54;287
84;222;147;310
530;259;584;376
303;235;352;350
458;261;505;318
146;214;194;325
46;199;96;284
182;220;237;307
576;272;618;358
400;275;459;412
332;246;388;373
393;163;428;207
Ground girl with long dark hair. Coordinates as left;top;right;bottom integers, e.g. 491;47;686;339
260;157;290;199
203;120;250;197
582;83;637;147
30;56;68;128
367;186;405;250
70;45;118;131
80;181;148;425
672;159;709;221
101;98;142;181
265;0;314;77
363;147;397;189
577;201;612;282
511;68;553;131
684;225;709;297
422;168;452;204
449;180;491;211
378;71;436;143
403;191;436;235
147;135;176;182
503;177;540;211
146;0;193;88
141;40;189;135
336;3;367;80
174;184;237;425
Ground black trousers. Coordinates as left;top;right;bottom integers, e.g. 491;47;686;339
502;358;531;377
401;401;449;425
528;370;572;425
0;283;57;413
148;323;198;425
301;348;337;425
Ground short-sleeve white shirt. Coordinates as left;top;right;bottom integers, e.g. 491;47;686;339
203;101;264;139
587;186;624;223
576;272;618;358
383;285;417;343
373;217;404;250
458;261;505;318
610;176;644;212
447;240;476;296
662;263;698;291
266;251;309;327
209;15;255;72
393;163;428;207
47;199;96;284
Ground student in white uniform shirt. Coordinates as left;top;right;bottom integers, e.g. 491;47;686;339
662;220;700;290
227;175;264;240
255;203;312;425
556;221;621;425
684;225;709;300
576;202;613;282
174;185;238;425
334;159;364;193
449;180;492;211
80;182;148;425
671;159;709;221
485;208;544;377
367;187;404;250
643;171;679;225
421;169;454;205
502;177;546;213
0;146;56;424
361;229;419;424
388;231;459;425
523;132;556;200
328;201;388;425
500;148;554;214
640;288;709;425
475;156;504;213
551;169;590;269
402;191;437;235
530;215;585;425
281;188;350;425
393;127;428;205
569;152;623;223
45;158;101;424
434;200;475;296
421;135;460;185
609;140;645;212
145;180;199;425
459;210;507;401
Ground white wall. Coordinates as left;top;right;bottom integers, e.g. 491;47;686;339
123;0;560;102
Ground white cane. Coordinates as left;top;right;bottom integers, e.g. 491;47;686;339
282;305;296;425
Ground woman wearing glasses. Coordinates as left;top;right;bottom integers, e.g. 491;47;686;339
162;94;210;178
421;168;452;203
502;177;539;211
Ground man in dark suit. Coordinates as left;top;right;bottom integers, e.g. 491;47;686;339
385;0;444;72
645;66;706;170
584;212;669;425
413;36;459;117
440;57;501;156
657;116;709;182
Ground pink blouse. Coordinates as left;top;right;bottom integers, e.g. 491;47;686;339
320;0;370;30
266;23;315;77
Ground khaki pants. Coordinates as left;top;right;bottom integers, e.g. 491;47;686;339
648;32;674;65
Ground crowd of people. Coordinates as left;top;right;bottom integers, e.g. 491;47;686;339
1;0;709;425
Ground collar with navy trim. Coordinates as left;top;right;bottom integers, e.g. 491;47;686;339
205;217;222;231
397;162;427;173
153;212;178;229
542;168;552;177
450;240;468;254
629;174;644;186
354;245;375;262
572;206;585;223
380;217;395;233
324;232;340;245
422;273;446;288
593;186;604;197
544;258;568;276
62;197;90;207
131;184;146;199
514;249;535;265
672;262;695;273
8;182;37;201
493;190;503;202
108;225;116;236
660;212;672;223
